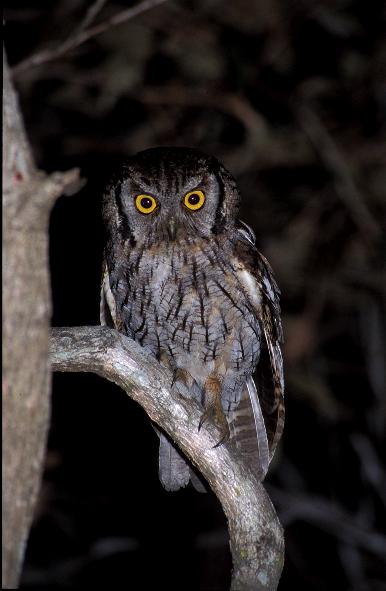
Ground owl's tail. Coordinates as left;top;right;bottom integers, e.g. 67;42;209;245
158;432;206;492
158;432;190;491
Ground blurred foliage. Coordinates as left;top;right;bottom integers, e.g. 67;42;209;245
4;0;386;589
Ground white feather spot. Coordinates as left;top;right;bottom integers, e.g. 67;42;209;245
236;267;261;310
101;269;118;327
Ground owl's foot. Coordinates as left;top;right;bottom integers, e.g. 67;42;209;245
198;406;230;447
171;367;194;389
198;375;230;447
170;367;194;400
159;353;193;397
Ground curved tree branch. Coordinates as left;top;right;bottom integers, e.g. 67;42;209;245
50;325;284;591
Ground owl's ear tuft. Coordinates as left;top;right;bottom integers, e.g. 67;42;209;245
211;161;240;235
102;181;135;246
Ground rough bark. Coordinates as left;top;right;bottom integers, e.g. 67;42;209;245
50;326;285;591
2;50;79;588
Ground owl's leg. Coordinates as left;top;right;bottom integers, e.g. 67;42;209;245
159;350;173;370
159;351;194;398
171;367;194;389
171;367;196;401
199;374;230;446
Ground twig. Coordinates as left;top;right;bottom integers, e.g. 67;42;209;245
140;85;268;138
73;0;109;36
297;104;381;240
13;0;169;75
50;326;285;591
269;487;386;558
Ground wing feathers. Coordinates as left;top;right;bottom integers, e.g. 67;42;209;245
234;221;285;466
246;377;270;476
228;378;270;479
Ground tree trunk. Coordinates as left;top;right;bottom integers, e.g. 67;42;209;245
2;49;78;588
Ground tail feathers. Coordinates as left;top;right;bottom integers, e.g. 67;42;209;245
158;433;190;491
229;378;270;479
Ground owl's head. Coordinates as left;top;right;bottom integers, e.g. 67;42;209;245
103;147;240;246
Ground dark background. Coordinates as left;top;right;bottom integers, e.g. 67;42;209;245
4;1;386;589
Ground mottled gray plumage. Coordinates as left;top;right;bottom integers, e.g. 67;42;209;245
101;147;284;491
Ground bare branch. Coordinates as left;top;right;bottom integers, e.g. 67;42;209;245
13;0;169;75
73;0;109;36
270;487;386;559
297;104;381;240
50;326;284;591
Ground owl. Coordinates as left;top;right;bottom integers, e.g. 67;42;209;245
100;147;284;491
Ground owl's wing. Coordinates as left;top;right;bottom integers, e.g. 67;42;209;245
228;377;270;478
234;220;285;463
100;260;118;329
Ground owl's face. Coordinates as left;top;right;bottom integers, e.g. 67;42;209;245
105;147;240;246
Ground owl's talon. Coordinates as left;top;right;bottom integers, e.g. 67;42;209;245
212;434;228;449
198;406;230;447
172;368;194;400
171;367;194;389
198;374;230;446
171;367;183;388
213;420;230;448
198;408;210;432
171;370;178;389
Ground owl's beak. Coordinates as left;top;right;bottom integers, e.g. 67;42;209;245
167;218;177;241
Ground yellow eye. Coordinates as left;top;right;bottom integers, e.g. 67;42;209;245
183;190;205;211
135;194;157;214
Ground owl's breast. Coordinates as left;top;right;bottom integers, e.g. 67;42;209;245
115;240;261;387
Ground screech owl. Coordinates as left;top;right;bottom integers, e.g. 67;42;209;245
101;147;284;491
